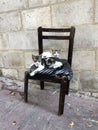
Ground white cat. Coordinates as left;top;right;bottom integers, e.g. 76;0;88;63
42;52;52;58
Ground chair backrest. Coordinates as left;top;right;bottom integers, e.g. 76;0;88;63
38;26;75;67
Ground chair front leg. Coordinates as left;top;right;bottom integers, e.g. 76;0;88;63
24;71;28;102
66;80;70;95
40;81;44;90
58;81;66;115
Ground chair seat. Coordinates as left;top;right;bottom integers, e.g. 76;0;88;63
28;59;73;82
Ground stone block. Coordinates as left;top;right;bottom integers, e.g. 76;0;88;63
18;69;25;81
43;0;57;4
29;0;43;7
74;25;98;49
52;0;93;27
0;34;9;50
0;53;3;67
0;0;28;12
92;93;98;98
96;51;98;70
2;69;18;79
72;51;95;71
95;0;98;23
8;30;38;50
43;39;69;50
60;50;68;59
22;7;51;29
57;0;65;2
0;69;2;76
0;12;21;32
2;52;24;68
79;71;98;91
70;71;79;91
77;91;91;97
29;0;64;7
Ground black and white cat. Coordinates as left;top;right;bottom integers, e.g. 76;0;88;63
29;51;63;76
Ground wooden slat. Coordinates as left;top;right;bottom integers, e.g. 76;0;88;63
42;28;71;32
42;35;70;40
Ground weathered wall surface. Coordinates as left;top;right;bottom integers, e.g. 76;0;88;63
0;0;98;97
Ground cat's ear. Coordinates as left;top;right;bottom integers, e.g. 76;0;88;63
32;54;35;59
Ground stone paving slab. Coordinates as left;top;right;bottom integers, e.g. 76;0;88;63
0;79;98;130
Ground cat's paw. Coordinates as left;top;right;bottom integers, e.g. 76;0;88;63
30;72;35;76
53;61;63;69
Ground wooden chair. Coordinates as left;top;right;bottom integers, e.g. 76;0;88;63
24;26;75;115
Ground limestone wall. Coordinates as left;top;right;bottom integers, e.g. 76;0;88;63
0;0;98;97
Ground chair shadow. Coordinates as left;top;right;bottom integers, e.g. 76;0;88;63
27;87;60;115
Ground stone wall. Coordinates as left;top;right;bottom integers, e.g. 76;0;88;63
0;0;98;97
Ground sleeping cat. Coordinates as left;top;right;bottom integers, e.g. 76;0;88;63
29;51;63;76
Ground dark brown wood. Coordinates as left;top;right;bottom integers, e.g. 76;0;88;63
38;27;43;55
58;80;66;115
68;27;75;66
38;27;44;90
42;27;71;32
42;35;70;40
66;27;75;94
40;81;44;90
66;80;70;95
24;26;75;115
24;71;28;102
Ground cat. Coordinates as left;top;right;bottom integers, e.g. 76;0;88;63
29;51;63;76
29;55;44;76
52;49;60;58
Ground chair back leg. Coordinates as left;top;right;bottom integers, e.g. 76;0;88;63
24;71;29;102
40;81;44;90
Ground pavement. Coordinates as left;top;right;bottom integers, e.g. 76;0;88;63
0;77;98;130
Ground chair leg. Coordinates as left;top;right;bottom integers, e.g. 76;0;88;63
24;71;28;102
40;81;44;90
58;82;66;115
66;80;70;95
